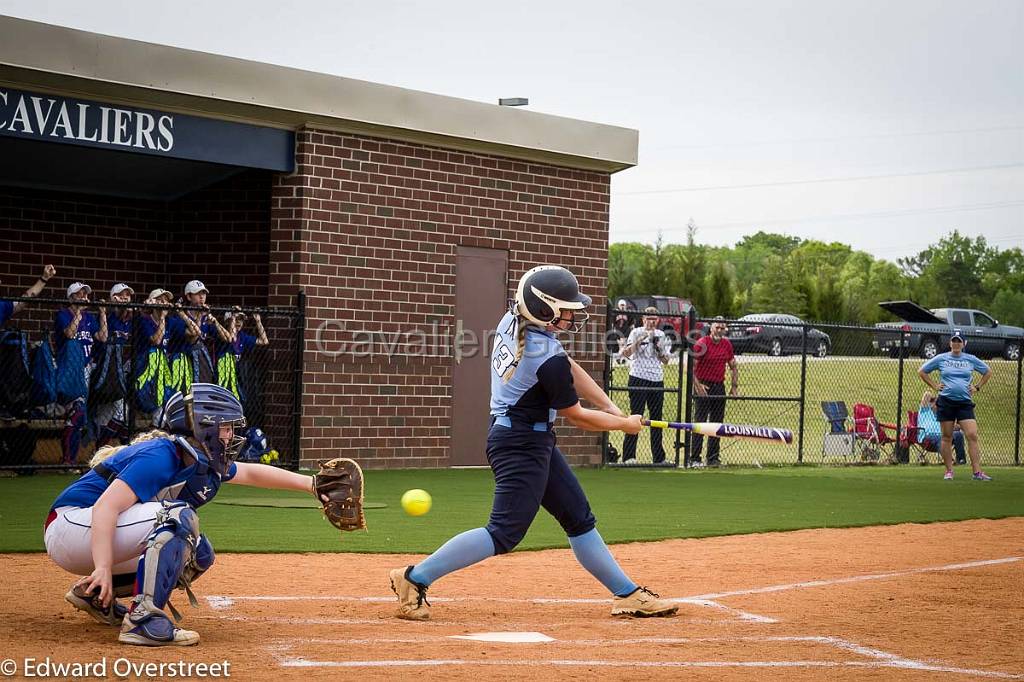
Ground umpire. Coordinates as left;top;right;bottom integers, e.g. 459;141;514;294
620;307;670;463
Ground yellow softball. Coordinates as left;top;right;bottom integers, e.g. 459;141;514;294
401;489;432;516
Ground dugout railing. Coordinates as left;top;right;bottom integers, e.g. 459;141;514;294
0;292;305;474
603;305;1023;468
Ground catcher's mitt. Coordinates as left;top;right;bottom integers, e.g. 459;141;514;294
313;458;366;532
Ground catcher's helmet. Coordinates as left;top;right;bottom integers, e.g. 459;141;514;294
159;383;246;474
515;265;591;332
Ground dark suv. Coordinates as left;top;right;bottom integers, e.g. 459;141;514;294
614;295;699;347
727;313;831;357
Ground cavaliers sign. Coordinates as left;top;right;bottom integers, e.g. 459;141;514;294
0;87;294;171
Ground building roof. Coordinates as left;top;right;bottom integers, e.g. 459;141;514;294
0;15;638;172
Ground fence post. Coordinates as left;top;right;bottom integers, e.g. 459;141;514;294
289;290;306;471
895;328;908;464
798;324;807;463
675;312;684;468
1016;338;1022;466
127;304;138;444
683;309;695;467
601;301;611;466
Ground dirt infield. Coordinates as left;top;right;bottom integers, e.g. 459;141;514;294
2;518;1022;680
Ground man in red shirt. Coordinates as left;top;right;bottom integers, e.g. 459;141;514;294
691;317;739;467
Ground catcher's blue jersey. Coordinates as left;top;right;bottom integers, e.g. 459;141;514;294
50;438;235;512
489;311;578;424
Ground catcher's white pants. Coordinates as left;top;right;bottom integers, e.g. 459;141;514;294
44;502;163;576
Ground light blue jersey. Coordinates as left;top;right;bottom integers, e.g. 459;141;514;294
920;352;988;403
917;406;941;443
489;311;578;423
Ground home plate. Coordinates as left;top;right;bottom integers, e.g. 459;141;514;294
449;632;554;643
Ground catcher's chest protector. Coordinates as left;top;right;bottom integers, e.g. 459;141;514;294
155;441;224;509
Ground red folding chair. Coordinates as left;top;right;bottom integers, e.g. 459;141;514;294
852;403;898;463
899;410;935;465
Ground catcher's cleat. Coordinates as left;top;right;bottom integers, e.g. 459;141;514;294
65;584;128;626
611;586;679;618
389;566;431;620
118;604;199;647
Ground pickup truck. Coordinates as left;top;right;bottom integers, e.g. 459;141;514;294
873;301;1023;360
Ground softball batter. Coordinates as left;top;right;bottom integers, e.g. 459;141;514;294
390;265;678;620
44;384;332;646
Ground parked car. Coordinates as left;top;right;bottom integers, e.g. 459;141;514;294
873;301;1023;360
727;313;832;357
614;295;699;348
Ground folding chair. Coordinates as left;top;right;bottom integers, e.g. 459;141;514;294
899;410;933;465
852;403;898;463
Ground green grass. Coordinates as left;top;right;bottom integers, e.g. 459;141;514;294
608;356;1023;465
3;466;1022;553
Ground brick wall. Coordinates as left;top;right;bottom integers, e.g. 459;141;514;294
0;186;171;337
0;171;273;337
270;129;611;469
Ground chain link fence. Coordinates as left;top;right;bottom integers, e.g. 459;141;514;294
603;305;1023;468
0;294;304;474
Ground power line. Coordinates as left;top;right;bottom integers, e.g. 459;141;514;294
613;162;1024;195
650;124;1024;152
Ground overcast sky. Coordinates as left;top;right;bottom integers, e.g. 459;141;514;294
3;0;1021;262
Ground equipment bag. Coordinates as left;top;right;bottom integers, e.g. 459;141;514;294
0;330;32;415
56;338;88;405
30;337;57;407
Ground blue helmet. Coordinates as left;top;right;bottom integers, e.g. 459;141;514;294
159;383;246;474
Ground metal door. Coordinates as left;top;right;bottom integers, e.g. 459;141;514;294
450;247;508;466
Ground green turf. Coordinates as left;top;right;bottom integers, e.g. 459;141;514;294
608;356;1023;465
3;466;1021;554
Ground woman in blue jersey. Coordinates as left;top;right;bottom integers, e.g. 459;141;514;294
215;309;269;401
92;283;136;449
134;288;175;416
56;282;107;465
167;280;233;395
44;384;323;647
918;330;993;481
389;266;677;621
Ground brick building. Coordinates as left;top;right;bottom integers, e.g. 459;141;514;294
0;16;637;468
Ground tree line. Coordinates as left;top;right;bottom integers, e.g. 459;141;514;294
609;227;1024;326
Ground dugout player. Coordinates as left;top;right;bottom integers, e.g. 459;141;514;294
389;266;678;620
0;264;56;326
167;281;233;395
43;384;319;646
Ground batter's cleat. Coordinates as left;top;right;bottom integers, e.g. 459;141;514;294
118;607;199;647
972;471;992;481
943;470;954;480
389;566;431;620
65;584;128;626
611;586;679;618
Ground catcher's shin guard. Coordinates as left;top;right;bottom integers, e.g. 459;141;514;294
120;501;202;646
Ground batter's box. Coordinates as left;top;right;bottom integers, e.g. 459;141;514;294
265;634;1024;677
205;594;776;624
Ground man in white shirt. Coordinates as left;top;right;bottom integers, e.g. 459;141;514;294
619;307;671;462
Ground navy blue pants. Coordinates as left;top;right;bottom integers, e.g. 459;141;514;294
484;425;596;554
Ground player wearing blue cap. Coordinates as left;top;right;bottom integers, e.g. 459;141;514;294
43;384;325;646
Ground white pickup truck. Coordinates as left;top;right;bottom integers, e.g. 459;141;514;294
874;301;1023;360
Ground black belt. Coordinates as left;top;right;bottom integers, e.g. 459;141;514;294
92;462;118;483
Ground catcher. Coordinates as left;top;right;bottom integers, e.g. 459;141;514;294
43;383;364;647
